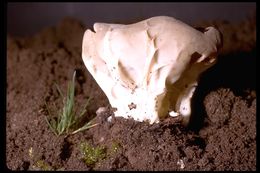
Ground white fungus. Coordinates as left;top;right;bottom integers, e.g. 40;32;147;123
82;16;222;124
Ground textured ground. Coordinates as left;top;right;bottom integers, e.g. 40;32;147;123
6;16;256;171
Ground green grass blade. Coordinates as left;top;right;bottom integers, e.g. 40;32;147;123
78;97;92;118
45;70;98;136
67;71;76;127
55;83;64;99
44;101;52;117
63;76;75;133
58;110;67;135
56;112;61;133
44;102;58;135
44;116;58;136
71;120;99;135
44;101;57;135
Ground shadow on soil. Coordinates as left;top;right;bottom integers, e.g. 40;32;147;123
188;48;256;132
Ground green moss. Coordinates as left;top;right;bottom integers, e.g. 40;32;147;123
80;142;107;166
109;141;121;154
32;160;52;171
80;141;122;167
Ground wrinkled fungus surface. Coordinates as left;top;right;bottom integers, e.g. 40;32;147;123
82;16;222;124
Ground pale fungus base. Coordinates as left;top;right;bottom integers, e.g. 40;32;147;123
6;17;256;171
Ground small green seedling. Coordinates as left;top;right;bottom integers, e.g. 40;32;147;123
45;71;98;136
32;160;53;171
80;142;107;166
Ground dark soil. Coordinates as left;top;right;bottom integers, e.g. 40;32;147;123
6;17;256;171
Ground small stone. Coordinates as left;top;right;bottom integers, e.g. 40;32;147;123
96;107;107;115
177;159;185;169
